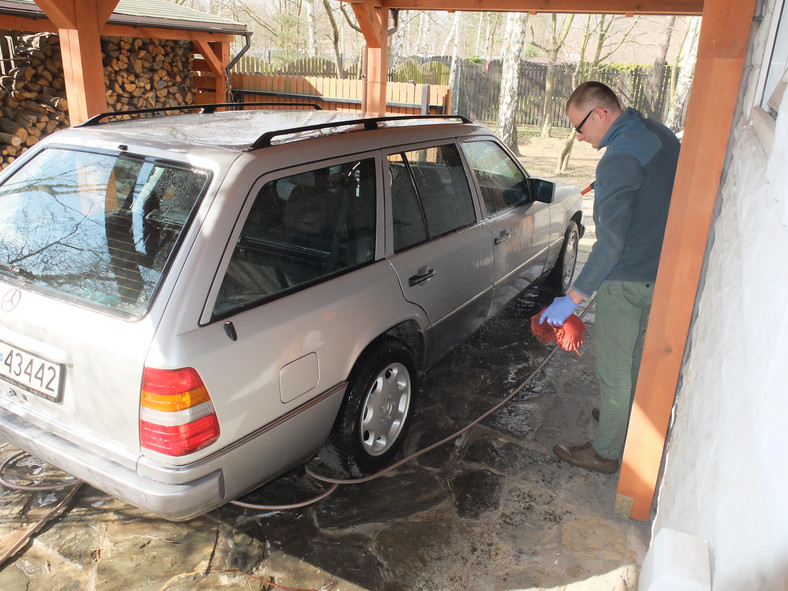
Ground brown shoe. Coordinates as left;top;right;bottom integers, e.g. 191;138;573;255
553;441;619;474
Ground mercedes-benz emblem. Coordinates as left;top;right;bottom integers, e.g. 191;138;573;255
1;288;21;313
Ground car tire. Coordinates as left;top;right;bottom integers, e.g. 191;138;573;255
329;340;417;475
548;221;579;295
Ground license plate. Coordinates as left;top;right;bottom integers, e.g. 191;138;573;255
0;341;63;402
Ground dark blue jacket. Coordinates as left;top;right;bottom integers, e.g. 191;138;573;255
573;108;681;296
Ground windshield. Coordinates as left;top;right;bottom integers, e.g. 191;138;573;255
0;147;209;319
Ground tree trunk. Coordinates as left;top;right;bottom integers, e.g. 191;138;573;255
666;16;701;132
497;13;528;154
484;14;499;62
391;10;408;70
418;12;432;58
555;131;576;174
448;13;462;92
441;12;459;56
539;14;573;139
475;14;485;58
643;15;676;120
322;0;346;78
305;0;317;57
541;60;557;138
554;14;635;172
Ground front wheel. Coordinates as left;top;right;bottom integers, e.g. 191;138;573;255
329;340;417;475
548;221;579;295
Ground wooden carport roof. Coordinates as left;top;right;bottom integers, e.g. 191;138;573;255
5;0;756;521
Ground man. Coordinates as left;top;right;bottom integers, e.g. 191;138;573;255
539;81;680;473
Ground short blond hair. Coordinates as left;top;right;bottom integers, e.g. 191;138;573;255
566;81;622;113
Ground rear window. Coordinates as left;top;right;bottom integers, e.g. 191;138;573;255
0;147;209;319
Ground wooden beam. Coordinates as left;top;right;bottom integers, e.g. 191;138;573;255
43;0;118;124
213;41;230;102
96;0;119;29
351;2;385;48
193;40;225;76
192;40;230;103
101;26;236;44
0;15;58;32
0;15;236;42
352;3;388;115
616;0;757;520
347;0;703;15
33;0;77;29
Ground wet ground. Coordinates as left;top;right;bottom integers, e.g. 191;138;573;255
0;285;650;591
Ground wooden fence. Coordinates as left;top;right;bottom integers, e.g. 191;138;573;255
230;56;685;129
230;72;451;115
452;60;679;128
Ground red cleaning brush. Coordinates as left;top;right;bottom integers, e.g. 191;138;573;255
530;309;585;355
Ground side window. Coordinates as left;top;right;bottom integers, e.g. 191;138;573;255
461;140;530;216
212;158;376;318
388;143;475;252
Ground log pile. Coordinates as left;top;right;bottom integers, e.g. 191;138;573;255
103;37;194;115
0;33;67;169
0;33;195;169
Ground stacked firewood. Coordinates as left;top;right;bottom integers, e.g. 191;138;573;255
103;37;194;115
0;33;67;169
0;33;195;169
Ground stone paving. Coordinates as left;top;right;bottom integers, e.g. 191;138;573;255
0;283;649;591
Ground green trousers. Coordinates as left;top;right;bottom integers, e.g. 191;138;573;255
593;280;654;460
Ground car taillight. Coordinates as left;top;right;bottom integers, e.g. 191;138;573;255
140;367;220;456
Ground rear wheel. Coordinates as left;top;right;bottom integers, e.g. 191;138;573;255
329;340;417;474
548;221;579;295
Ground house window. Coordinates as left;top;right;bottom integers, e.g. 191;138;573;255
762;0;788;116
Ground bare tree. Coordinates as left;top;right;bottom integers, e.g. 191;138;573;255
555;14;639;173
230;0;299;52
305;0;317;57
316;0;351;78
666;16;700;132
642;16;676;119
440;12;460;56
497;12;528;154
474;13;486;58
484;13;501;61
390;10;409;70
417;12;433;58
531;14;574;139
446;12;463;92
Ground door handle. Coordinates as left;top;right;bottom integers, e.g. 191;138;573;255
494;229;511;245
408;266;435;286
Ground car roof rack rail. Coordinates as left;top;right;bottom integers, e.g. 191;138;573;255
248;113;472;150
79;102;323;127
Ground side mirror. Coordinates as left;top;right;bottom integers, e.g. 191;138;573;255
528;178;555;203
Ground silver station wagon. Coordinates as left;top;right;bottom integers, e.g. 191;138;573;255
0;108;582;520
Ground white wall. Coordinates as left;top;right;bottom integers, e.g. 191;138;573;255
652;1;788;589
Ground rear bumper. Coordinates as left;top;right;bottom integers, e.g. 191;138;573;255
0;383;346;521
0;404;223;521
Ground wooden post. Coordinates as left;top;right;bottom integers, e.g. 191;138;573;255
616;0;758;520
33;0;119;124
352;3;388;116
193;40;230;104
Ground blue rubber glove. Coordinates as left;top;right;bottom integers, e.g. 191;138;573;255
539;295;579;327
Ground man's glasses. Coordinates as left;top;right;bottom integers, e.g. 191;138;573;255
574;108;596;134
